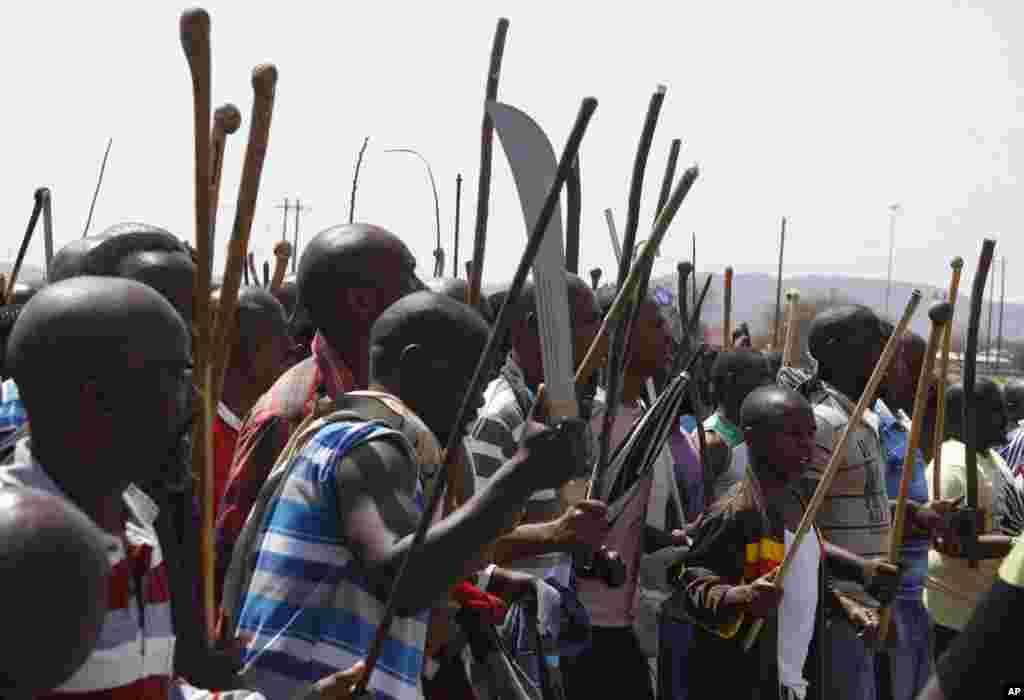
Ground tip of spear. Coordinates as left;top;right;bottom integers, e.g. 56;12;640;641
34;187;49;202
656;84;667;95
951;256;964;269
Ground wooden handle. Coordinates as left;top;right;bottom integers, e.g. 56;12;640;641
723;266;733;348
781;289;801;367
206;62;277;636
271;239;292;291
878;301;951;642
5;190;45;305
932;257;964;500
744;289;923;651
208;103;242;270
180;6;216;637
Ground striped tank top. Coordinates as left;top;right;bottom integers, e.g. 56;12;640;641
235;420;429;700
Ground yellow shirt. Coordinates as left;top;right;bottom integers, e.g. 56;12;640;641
924;440;1004;630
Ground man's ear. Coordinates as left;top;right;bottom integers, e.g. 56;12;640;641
396;343;426;385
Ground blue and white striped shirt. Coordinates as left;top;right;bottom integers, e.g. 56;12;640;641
236;420;429;700
0;379;27;455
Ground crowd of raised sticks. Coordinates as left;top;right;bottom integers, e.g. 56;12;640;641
0;221;1021;700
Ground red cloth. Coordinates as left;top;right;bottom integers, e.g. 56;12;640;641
212;408;240;512
452;581;508;626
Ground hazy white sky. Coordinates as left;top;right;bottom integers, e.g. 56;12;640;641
3;1;1021;298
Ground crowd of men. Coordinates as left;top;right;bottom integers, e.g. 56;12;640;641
0;219;1022;700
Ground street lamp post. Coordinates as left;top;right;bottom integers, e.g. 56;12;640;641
885;203;902;317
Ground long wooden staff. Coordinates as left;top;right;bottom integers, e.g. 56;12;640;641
262;260;270;287
652;138;681;259
743;289;922;651
781;289;801;367
209;103;242;270
271;240;292;291
453;173;462;278
616;85;666;289
180;6;216;635
467;18;510;309
962;239;996;569
723;266;734;348
677;261;693;356
40;188;54;277
932;257;964;498
5;190;44;305
206;64;278;636
604;208;623;261
354;97;598;696
878;300;951;642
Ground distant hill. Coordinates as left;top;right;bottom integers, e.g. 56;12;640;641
646;271;1022;342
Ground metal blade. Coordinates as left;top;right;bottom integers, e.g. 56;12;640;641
488;101;576;420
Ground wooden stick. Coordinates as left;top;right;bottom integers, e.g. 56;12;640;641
781;289;801;367
565;157;581;275
743;289;922;651
616;84;666;290
877;301;951;642
207;63;278;634
604;208;622;262
82;138;112;238
262;260;269;287
932;257;964;499
453;173;462;278
179;6;215;635
590;268;602;291
209;103;242;271
723;266;733;348
467;18;510;309
348;136;369;224
247;252;258;288
5;190;45;305
271;240;292;291
773;217;787;348
40;188;54;277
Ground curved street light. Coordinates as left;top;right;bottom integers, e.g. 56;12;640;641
384;148;444;278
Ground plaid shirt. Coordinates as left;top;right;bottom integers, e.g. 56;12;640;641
214;332;355;605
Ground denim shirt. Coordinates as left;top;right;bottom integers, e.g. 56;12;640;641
875;399;929;600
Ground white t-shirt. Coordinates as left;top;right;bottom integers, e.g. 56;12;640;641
778;528;820;700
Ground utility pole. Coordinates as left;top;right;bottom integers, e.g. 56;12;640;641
885;203;901;318
293;199;312;274
275;197;290;243
997;257;1007;374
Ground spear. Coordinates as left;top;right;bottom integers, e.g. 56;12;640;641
773;217;787;348
453;173;462;278
384;148;443;278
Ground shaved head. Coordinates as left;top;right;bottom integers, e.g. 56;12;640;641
945;379;1008;449
0;487;110;696
297;223;424;348
49;235;110;283
371;291;489;444
212;285;288;351
1004;379;1024;423
741;385;810;431
7;277;192;489
427;277;493;322
742;385;816;485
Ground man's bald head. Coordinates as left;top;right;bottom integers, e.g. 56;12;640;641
297;223;424;346
49;235;110;283
741;385;810;431
427;277;493;322
0;487;110;697
83;225;195;324
370;291;489;444
808;305;887;391
212;285;288;351
7;278;192;488
741;385;816;484
1004;379;1024;424
945;379;1008;449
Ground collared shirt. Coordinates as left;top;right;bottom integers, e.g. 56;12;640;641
999;425;1024;478
235;401;429;700
0;439;262;700
874;399;929;601
215;332;356;605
